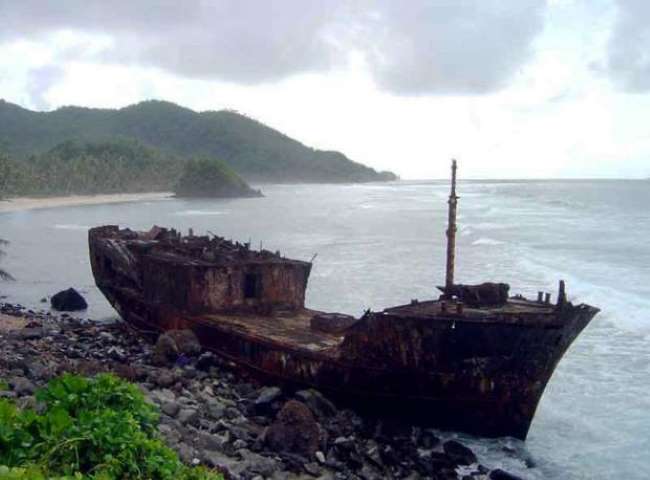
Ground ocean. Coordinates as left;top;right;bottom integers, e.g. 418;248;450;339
1;180;648;479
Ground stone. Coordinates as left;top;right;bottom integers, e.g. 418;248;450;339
152;329;201;366
265;400;321;457
489;469;524;480
295;389;337;419
178;408;199;426
153;370;176;388
197;431;229;451
10;377;36;396
254;386;282;409
201;450;242;477
177;443;197;464
50;288;88;311
206;398;227;420
15;328;44;340
170;329;202;355
443;440;478;466
161;401;180;417
417;429;440;449
196;351;218;370
239;449;279;477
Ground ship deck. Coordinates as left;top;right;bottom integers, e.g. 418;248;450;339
195;308;344;356
190;298;562;358
385;298;563;326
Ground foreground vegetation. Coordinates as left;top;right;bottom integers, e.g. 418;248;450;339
0;139;254;198
0;99;396;183
0;239;11;281
0;374;222;480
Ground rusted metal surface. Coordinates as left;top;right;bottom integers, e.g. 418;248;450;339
89;224;599;440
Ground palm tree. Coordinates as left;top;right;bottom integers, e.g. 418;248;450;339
0;238;13;281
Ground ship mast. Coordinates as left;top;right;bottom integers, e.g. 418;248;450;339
445;159;458;291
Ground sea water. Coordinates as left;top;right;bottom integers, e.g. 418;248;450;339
1;180;649;479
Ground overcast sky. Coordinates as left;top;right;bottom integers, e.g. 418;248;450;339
1;0;649;179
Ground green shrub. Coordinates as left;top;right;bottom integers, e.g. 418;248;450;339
0;374;221;480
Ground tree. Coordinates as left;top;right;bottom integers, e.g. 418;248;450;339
0;238;12;281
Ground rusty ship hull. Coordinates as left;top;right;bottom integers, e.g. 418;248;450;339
89;225;598;440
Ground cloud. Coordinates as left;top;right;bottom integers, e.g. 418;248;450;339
25;65;65;110
606;0;650;92
355;0;546;94
0;0;546;94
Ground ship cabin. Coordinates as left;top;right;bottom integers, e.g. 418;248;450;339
90;225;312;317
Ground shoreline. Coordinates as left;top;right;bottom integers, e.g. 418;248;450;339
0;301;529;480
0;192;173;213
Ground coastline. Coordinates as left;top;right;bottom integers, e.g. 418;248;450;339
0;192;173;213
0;302;524;480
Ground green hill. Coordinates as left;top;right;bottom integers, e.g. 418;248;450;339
0;99;397;183
0;138;258;198
175;157;262;198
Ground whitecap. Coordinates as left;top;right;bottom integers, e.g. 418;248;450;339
53;224;92;230
472;237;505;246
174;210;228;216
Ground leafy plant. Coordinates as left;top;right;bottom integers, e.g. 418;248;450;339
0;374;221;480
0;239;12;281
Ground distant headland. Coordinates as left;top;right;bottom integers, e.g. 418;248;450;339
0;99;398;198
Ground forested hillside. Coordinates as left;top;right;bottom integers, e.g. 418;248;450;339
0;139;256;198
0;100;396;183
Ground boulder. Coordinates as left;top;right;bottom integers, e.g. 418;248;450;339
442;440;478;466
489;469;524;480
254;386;282;414
152;329;201;365
295;389;337;419
50;288;88;311
265;400;321;457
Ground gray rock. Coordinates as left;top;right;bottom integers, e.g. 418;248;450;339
232;439;247;449
177;442;197;464
202;450;243;478
206;398;227;419
10;377;36;396
198;431;230;451
254;386;282;409
152;329;202;366
315;451;326;464
295;389;337;419
161;401;180;417
15;328;44;341
239;448;279;477
178;408;199;426
153;371;176;388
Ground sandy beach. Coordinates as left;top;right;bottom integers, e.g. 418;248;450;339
0;192;173;213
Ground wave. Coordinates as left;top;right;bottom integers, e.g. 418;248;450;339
472;237;505;246
53;224;92;230
174;210;228;216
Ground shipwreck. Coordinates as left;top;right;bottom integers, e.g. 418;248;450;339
89;161;599;440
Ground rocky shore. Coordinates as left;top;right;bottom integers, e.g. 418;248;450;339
0;302;526;480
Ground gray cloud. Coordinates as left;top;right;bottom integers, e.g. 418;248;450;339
606;0;650;92
0;0;546;94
